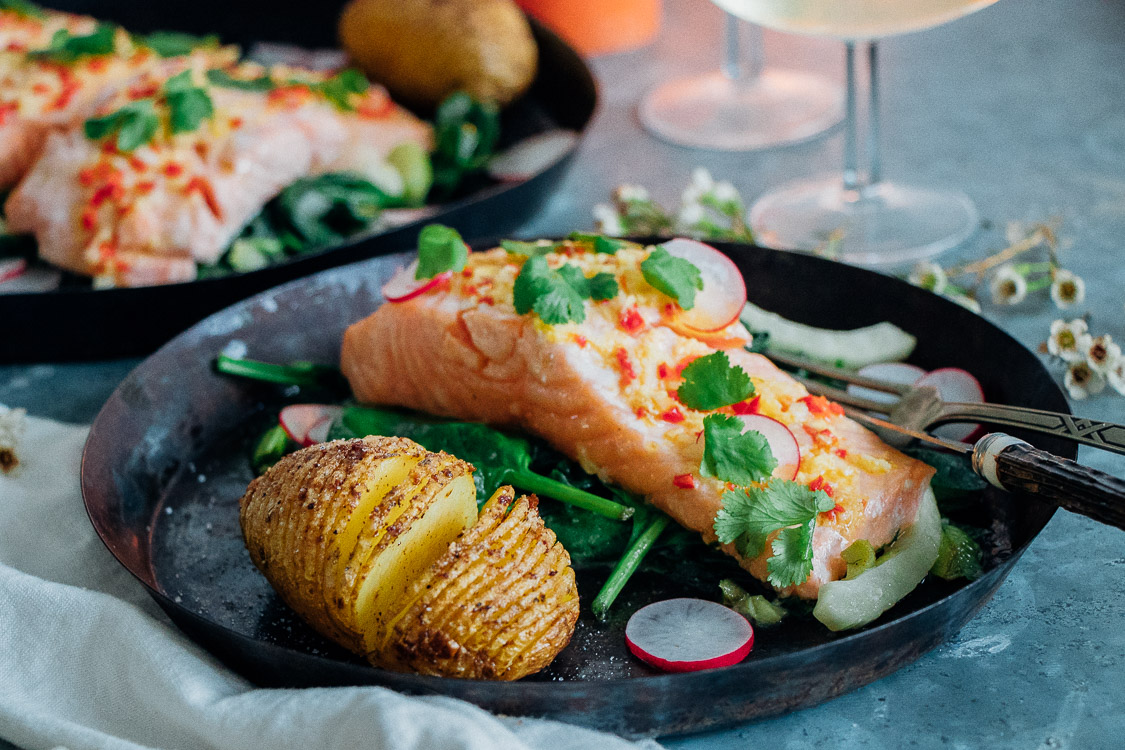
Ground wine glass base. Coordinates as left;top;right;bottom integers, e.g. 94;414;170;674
638;69;843;151
749;177;980;267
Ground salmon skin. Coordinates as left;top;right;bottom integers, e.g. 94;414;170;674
4;61;430;287
341;240;935;599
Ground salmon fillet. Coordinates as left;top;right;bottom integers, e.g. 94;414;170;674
340;242;935;599
5;63;430;286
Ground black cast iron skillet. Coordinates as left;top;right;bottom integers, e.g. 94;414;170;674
1;3;596;363
81;241;1071;738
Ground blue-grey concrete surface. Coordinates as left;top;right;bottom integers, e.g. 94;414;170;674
2;0;1123;747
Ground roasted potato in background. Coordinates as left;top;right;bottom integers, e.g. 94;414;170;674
239;435;578;679
374;486;580;680
338;0;538;109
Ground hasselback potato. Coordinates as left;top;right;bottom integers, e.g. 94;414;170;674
239;435;578;680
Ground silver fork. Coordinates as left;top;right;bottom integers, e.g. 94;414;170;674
767;350;1125;456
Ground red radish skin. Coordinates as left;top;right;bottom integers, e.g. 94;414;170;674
625;598;754;672
382;260;454;303
916;368;984;442
0;258;27;284
279;405;345;447
736;414;800;480
659;238;747;332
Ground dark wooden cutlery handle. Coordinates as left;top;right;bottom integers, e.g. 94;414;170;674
973;433;1125;530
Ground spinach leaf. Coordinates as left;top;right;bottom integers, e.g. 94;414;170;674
430;92;500;200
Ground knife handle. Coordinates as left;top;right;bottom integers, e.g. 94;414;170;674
972;433;1125;530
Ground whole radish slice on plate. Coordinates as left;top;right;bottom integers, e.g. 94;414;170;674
626;598;754;672
0;258;27;284
382;260;453;303
916;368;984;442
660;239;746;332
280;405;345;447
737;414;800;480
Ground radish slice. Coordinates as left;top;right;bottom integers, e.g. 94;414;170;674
736;414;800;480
382;260;453;303
0;258;27;284
847;362;927;405
659;238;747;332
915;368;985;442
279;404;344;447
625;598;754;672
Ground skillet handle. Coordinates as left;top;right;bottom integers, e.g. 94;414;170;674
972;433;1125;530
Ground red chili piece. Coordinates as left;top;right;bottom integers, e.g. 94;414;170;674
672;473;696;489
615;347;636;386
808;476;835;498
661;407;684;423
731;396;760;415
618;305;645;334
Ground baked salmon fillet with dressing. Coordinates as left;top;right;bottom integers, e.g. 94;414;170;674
0;23;237;191
341;238;936;599
5;62;430;286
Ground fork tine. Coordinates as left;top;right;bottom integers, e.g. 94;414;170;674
789;373;896;415
762;350;912;396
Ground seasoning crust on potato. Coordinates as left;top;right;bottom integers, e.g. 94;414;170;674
239;435;578;680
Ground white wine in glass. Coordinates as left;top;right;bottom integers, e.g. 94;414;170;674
714;0;1001;266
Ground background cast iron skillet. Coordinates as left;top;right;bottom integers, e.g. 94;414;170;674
81;241;1071;738
1;1;596;363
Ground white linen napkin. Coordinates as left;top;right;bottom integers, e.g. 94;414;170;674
0;411;662;750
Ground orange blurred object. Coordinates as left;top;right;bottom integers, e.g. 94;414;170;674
517;0;661;57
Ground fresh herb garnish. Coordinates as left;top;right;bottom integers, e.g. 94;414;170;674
303;68;369;111
640;245;703;310
677;351;754;411
930;520;983;581
251;423;294;474
206;68;275;92
415;223;469;279
714;479;835;588
30;23;117;61
277;174;390;247
500;239;557;257
430;92;500;200
83;99;159;151
135;31;218;57
567;232;627;254
699;413;776;485
163;70;213;134
513;255;619;325
0;0;46;19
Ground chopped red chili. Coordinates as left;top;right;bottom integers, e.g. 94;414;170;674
672;473;696;489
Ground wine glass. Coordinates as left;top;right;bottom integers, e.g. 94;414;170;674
712;0;1001;265
638;12;844;150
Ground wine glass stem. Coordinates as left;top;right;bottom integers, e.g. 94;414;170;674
842;40;883;194
722;13;763;84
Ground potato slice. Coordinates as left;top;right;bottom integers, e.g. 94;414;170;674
373;488;580;680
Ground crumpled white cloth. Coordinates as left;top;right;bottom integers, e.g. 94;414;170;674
0;412;662;750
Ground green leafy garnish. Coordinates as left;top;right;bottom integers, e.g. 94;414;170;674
135;31;218;58
930;521;984;581
714;479;835;588
640;245;703;310
303;68;369;111
699;413;776;486
430;92;500;199
676;351;754;411
83;100;159;152
415;223;469;279
163;71;213;134
0;0;46;19
500;239;557;257
30;23;117;61
277;174;390;247
566;232;627;255
513;255;619;325
206;68;274;92
251;423;294;474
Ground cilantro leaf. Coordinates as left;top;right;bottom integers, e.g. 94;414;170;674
713;479;835;588
304;69;369;111
136;31;218;57
566;232;627;254
31;23;117;61
700;413;777;486
500;239;557;257
535;279;587;325
0;0;46;19
84;100;159;151
415;223;468;279
513;256;616;325
163;71;213;134
556;264;619;301
206;68;274;92
767;520;817;588
677;351;754;411
640;245;703;309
